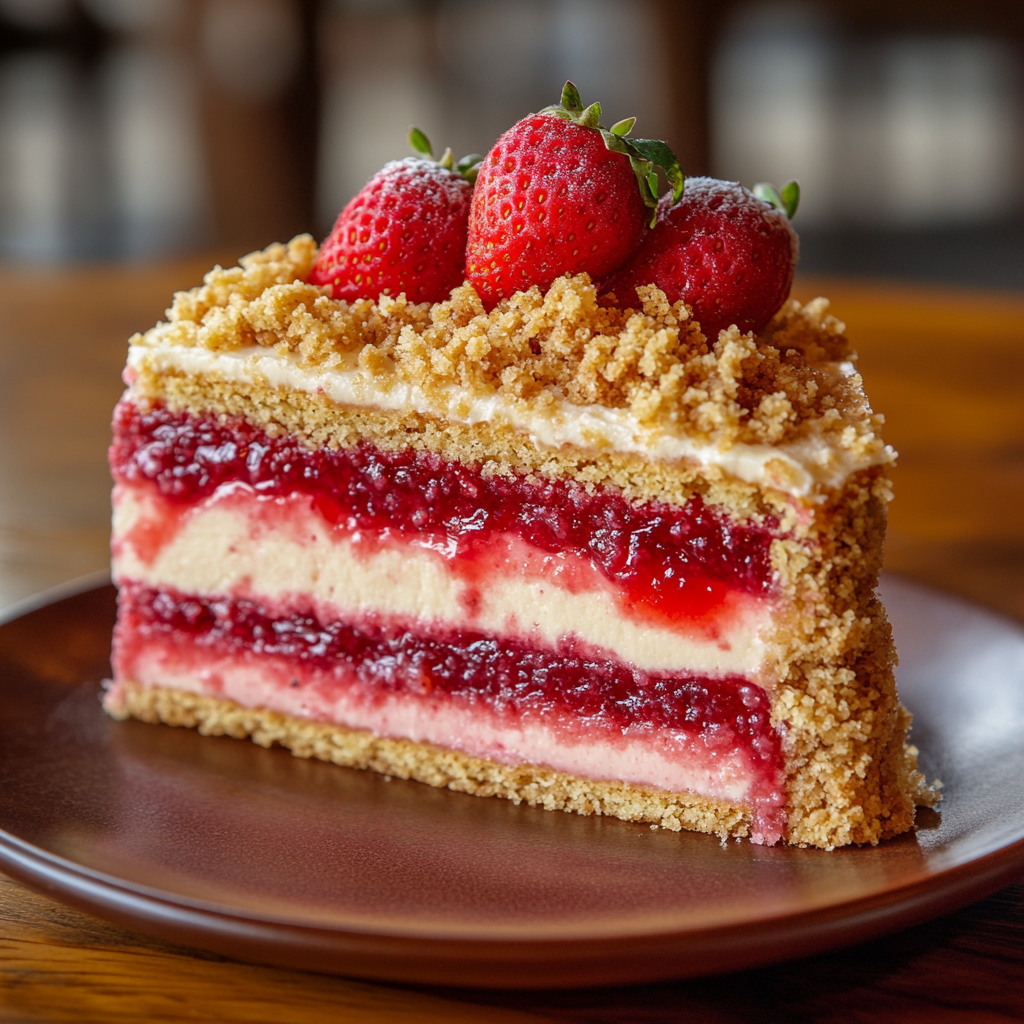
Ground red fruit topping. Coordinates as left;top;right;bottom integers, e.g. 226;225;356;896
465;82;683;308
603;177;799;340
310;155;473;304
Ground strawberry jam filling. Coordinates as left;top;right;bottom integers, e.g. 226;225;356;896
110;402;779;623
115;581;787;839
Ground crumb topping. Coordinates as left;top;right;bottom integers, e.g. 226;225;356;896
140;235;886;460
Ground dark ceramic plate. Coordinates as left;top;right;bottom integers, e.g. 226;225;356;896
0;574;1022;989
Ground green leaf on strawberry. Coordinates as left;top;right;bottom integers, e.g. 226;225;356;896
559;80;584;113
754;179;801;219
406;126;482;184
540;81;684;227
408;126;433;158
455;153;484;185
780;180;800;219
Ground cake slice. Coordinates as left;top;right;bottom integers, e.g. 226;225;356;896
105;231;937;849
105;93;937;849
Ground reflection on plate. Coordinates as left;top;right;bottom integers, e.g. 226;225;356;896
0;574;1022;989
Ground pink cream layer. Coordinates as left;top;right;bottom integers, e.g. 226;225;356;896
112;582;787;843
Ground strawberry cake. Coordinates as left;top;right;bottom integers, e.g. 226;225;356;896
105;85;938;849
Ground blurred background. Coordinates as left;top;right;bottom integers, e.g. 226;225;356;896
0;0;1021;616
0;0;1021;287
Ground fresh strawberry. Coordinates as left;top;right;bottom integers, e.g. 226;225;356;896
465;82;683;307
310;129;482;304
603;177;800;339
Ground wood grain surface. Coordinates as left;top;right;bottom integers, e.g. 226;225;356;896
0;263;1022;1022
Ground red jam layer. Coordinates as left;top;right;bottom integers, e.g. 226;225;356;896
111;402;778;619
116;582;786;835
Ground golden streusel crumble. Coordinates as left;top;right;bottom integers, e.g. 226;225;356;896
134;235;887;461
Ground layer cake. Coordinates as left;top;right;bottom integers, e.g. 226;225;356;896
106;235;938;849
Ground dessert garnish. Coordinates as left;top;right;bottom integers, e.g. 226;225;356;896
603;176;800;339
309;129;480;304
465;81;682;307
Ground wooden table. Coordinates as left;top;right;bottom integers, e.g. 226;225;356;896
0;264;1021;1022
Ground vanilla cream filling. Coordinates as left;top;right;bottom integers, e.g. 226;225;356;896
126;343;892;501
112;483;776;679
112;645;756;803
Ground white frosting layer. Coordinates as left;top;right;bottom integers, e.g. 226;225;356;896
127;342;893;500
112;482;775;678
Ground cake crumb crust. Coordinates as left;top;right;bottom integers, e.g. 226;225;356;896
140;235;887;461
107;682;754;841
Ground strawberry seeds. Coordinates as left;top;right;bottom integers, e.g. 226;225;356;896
311;82;800;339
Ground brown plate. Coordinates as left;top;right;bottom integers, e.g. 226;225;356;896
0;574;1022;989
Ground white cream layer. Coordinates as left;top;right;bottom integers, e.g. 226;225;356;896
112;482;776;679
126;342;893;500
110;643;755;804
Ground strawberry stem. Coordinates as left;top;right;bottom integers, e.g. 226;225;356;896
540;81;684;227
754;180;801;219
408;126;481;184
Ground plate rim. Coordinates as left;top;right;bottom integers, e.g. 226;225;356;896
2;578;1024;988
1;807;1023;941
0;569;111;627
3;821;1022;988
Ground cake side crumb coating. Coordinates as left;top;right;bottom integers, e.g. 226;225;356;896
139;235;888;462
107;682;753;842
769;470;940;847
